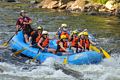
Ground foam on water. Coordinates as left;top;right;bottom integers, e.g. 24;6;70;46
0;58;75;80
0;53;120;80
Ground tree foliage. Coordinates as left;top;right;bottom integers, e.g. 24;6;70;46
91;0;108;4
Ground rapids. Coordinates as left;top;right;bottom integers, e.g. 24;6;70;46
0;5;120;80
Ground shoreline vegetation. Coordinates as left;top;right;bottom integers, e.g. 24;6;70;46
0;0;120;16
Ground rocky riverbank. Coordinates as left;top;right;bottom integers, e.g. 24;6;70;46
0;0;120;16
35;0;120;16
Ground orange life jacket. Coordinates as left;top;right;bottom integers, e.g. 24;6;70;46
71;36;78;47
79;39;90;50
60;31;69;39
30;31;35;35
40;37;49;47
36;34;42;43
57;40;68;52
30;31;42;43
85;39;90;50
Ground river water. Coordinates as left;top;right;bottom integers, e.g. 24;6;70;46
0;5;120;80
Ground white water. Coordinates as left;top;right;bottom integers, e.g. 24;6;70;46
0;33;120;80
0;54;120;80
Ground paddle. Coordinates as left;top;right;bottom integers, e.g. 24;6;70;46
63;57;68;64
89;45;100;53
30;49;41;62
12;48;27;57
63;51;71;64
100;47;111;58
90;45;111;59
12;43;38;57
2;33;16;46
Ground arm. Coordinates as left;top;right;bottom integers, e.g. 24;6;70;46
16;19;21;34
37;38;44;50
16;25;20;32
89;40;96;45
23;17;32;24
59;42;67;52
78;42;84;49
29;36;32;46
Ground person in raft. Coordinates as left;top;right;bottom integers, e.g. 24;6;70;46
29;26;43;47
37;31;56;54
16;10;33;43
56;23;70;39
69;30;79;53
56;35;69;55
78;32;96;52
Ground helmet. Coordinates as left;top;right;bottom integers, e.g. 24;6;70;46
61;23;67;27
83;32;88;36
61;35;67;39
20;10;26;13
37;26;43;30
42;31;48;35
78;32;84;36
72;30;77;34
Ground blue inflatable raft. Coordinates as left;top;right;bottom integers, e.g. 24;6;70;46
10;31;103;65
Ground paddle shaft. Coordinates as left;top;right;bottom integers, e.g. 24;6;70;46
5;33;15;45
31;48;41;62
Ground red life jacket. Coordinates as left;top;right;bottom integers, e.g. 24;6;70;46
71;36;78;47
79;39;90;50
30;31;42;43
40;37;49;47
57;40;68;52
85;39;90;50
36;34;42;43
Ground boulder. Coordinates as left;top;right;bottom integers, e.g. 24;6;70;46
69;0;85;12
66;1;74;9
37;0;59;9
105;0;115;10
59;4;67;9
47;1;58;9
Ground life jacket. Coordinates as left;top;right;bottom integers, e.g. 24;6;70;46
71;36;78;47
40;37;49;48
79;39;90;50
36;34;42;43
60;31;69;39
56;40;68;52
85;39;90;50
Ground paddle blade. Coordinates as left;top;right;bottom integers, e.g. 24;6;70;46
2;42;8;46
63;58;68;64
100;47;111;58
90;45;100;53
13;48;26;56
31;53;41;62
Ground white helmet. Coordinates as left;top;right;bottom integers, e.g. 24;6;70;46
20;10;25;13
42;31;48;35
61;23;67;27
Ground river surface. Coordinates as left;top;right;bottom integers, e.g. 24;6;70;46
0;3;120;80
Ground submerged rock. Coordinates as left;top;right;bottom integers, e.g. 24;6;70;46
54;63;83;79
0;68;4;73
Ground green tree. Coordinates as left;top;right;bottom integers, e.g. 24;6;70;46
91;0;108;4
